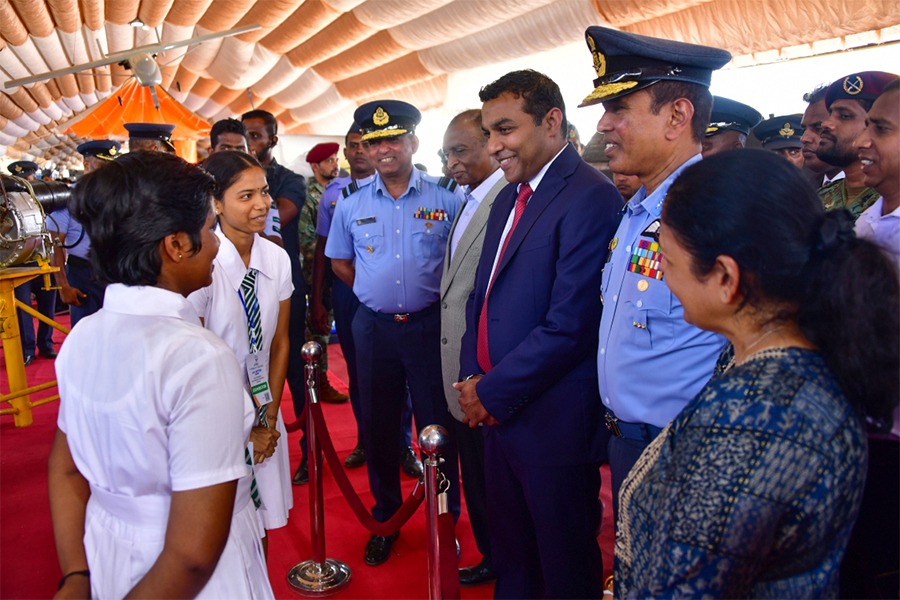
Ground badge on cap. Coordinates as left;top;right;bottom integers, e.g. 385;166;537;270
637;280;649;292
109;146;117;155
373;107;389;126
779;123;794;137
843;75;864;95
588;36;606;78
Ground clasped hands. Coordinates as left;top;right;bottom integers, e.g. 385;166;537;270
249;423;280;464
452;375;499;428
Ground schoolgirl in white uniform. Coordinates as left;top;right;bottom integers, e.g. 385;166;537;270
189;151;293;549
49;151;274;599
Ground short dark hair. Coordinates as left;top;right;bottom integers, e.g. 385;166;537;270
71;151;214;286
803;84;828;104
662;149;899;422
479;70;567;136
210;118;249;149
646;80;712;143
202;151;263;202
241;109;278;138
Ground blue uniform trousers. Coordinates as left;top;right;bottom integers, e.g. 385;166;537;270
352;303;460;523
332;278;413;450
485;430;603;599
66;261;104;327
15;266;56;357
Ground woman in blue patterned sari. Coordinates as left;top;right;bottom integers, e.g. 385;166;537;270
615;149;899;598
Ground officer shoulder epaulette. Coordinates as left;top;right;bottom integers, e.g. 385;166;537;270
341;177;374;199
341;181;360;199
436;176;458;192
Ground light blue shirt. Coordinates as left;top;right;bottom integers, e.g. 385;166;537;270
597;154;726;428
47;207;90;260
325;167;464;313
316;174;377;238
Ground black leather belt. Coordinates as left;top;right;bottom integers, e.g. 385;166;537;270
67;255;91;269
605;411;663;442
364;302;439;324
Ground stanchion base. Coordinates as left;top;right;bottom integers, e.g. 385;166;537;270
287;559;352;597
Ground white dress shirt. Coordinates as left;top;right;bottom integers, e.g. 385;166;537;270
450;167;505;261
489;144;567;283
854;196;900;272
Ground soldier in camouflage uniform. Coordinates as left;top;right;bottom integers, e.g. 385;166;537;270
816;71;898;219
299;142;349;403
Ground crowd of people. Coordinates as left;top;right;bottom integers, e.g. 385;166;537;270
11;23;894;600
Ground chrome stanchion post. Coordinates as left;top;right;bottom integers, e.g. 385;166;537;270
287;341;352;596
419;424;449;600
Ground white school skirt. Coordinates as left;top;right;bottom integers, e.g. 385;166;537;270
254;409;293;531
84;485;274;599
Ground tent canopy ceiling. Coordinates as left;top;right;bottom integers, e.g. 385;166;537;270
2;0;899;166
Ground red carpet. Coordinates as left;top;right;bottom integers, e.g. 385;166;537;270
1;313;613;598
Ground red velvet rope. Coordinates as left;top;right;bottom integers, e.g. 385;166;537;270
308;401;425;537
283;405;304;433
439;512;461;599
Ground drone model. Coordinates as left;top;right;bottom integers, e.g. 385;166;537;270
4;24;260;110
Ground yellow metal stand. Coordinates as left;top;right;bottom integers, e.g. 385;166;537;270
0;263;70;427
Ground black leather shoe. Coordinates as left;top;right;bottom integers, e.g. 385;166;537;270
401;446;423;478
38;348;58;359
364;532;399;566
23;355;36;367
344;445;366;468
292;459;309;485
459;559;497;587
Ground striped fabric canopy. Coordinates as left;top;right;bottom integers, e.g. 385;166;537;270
2;0;899;167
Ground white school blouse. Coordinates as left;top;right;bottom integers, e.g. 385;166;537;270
56;284;273;599
189;230;294;530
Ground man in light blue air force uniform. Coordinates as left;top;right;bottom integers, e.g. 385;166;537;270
580;26;731;522
325;99;464;567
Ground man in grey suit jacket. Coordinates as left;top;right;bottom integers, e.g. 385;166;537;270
440;110;508;587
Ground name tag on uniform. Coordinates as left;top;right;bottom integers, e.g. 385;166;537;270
356;216;377;225
247;352;273;407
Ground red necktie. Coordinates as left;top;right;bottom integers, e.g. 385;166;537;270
477;184;533;373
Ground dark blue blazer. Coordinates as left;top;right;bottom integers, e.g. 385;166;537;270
459;143;622;467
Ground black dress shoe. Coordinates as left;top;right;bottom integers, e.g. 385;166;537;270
23;355;36;367
459;559;497;587
292;459;309;485
38;348;58;359
364;532;400;566
344;445;366;468
401;446;423;478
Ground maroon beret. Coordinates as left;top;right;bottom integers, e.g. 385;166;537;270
824;71;898;109
306;142;339;164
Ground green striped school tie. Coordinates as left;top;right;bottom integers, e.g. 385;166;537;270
239;269;268;427
240;268;265;511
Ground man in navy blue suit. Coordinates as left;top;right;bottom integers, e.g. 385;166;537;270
455;70;622;598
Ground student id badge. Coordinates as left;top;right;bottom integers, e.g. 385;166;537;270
246;351;273;407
